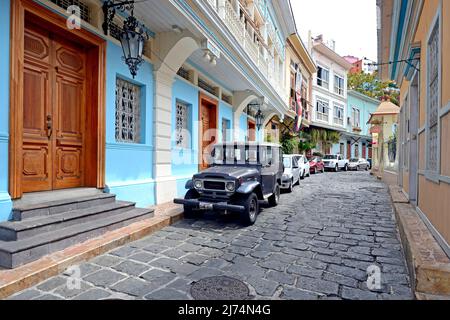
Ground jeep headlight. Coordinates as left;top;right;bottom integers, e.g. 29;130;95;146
194;180;203;189
225;182;235;192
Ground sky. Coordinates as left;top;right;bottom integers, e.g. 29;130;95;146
290;0;378;62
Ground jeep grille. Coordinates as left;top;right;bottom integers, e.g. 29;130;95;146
204;181;225;191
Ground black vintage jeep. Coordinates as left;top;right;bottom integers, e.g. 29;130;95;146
174;142;283;225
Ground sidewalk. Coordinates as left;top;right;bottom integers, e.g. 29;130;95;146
0;202;183;299
388;185;450;299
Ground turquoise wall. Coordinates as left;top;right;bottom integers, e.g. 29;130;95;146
105;42;155;207
0;0;11;221
347;92;379;136
218;101;233;142
239;114;248;142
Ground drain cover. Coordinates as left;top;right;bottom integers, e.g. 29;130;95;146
191;276;250;300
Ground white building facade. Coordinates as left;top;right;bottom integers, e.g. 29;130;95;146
309;36;352;155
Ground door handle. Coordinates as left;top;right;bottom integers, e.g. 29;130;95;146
46;115;52;138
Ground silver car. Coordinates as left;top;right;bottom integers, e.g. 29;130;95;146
281;155;301;192
348;158;370;171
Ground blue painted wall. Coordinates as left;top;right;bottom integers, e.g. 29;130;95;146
0;0;12;221
171;79;200;197
239;114;248;142
347;91;379;136
105;41;155;207
218;101;233;142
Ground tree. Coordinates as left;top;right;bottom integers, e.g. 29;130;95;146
348;71;399;105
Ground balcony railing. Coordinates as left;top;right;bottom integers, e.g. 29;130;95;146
244;32;259;62
207;0;284;96
316;112;329;122
334;118;344;126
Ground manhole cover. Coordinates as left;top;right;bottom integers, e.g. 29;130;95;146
191;276;250;300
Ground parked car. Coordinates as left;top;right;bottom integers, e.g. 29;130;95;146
295;155;310;179
309;156;325;174
323;154;349;172
348;158;370;171
174;142;283;226
281;155;301;192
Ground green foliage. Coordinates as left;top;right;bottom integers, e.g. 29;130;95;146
311;129;320;145
348;71;399;105
327;131;341;144
280;132;296;154
298;140;315;153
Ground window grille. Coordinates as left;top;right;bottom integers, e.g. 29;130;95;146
427;20;439;172
176;102;189;148
198;78;217;96
49;0;91;23
115;78;141;143
222;94;232;105
177;67;190;81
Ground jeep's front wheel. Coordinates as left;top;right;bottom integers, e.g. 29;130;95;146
268;184;281;207
237;193;259;226
183;189;202;219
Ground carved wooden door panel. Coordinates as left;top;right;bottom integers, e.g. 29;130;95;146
52;35;86;189
200;101;217;171
22;24;53;192
22;22;86;192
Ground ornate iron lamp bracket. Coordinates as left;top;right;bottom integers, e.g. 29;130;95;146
102;0;136;36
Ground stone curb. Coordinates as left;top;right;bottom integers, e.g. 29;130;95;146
387;184;450;299
0;205;184;299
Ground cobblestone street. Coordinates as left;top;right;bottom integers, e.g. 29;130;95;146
9;171;413;300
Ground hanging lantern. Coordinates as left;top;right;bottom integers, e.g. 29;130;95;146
120;14;148;78
102;1;149;78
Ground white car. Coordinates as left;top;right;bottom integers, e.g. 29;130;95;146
323;154;349;172
281;155;301;192
295;155;311;179
348;158;370;171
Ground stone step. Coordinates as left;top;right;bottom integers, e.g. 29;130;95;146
0;201;136;241
12;193;117;221
0;207;154;269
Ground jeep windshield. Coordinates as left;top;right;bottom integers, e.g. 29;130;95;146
212;144;280;166
324;155;338;160
212;145;259;165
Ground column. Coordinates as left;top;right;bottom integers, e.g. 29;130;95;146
153;70;177;204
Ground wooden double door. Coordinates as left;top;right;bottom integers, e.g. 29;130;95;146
199;94;218;171
22;21;87;192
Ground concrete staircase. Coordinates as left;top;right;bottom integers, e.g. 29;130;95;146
0;189;154;269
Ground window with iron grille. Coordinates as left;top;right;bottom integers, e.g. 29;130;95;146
177;67;190;81
198;78;217;96
115;78;141;143
222;94;232;105
49;0;91;23
176;101;190;149
427;19;439;173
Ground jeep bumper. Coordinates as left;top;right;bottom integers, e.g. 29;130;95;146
173;199;245;213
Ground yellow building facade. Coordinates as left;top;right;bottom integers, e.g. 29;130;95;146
378;0;450;255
